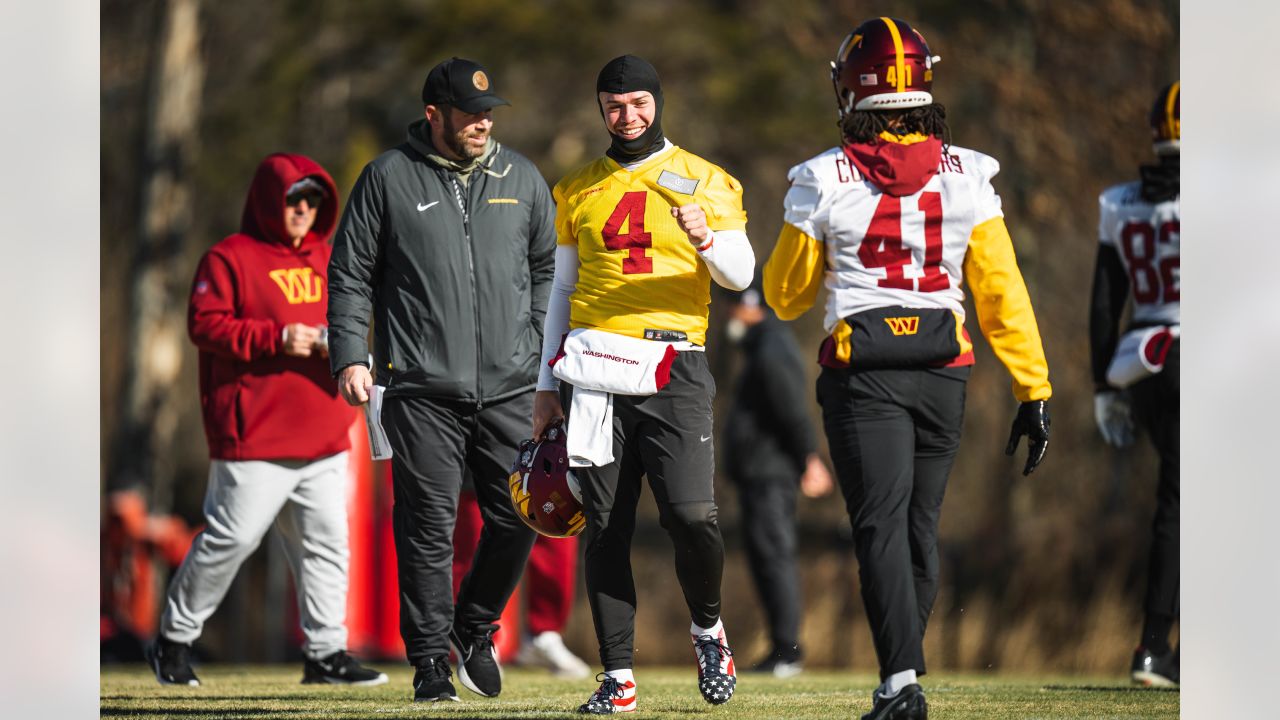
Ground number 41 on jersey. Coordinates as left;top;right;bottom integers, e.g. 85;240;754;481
859;192;949;292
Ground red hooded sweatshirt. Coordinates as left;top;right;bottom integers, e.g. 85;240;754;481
842;132;942;197
188;153;354;460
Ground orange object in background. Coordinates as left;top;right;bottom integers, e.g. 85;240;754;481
342;418;404;660
343;416;521;662
100;490;200;651
103;414;522;663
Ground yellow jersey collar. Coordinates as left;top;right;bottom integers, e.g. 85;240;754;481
877;131;930;145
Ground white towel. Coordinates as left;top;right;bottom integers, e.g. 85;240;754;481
565;388;614;467
1106;324;1180;388
551;328;679;395
551;329;681;467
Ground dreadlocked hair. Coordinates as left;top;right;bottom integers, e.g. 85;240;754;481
841;103;951;148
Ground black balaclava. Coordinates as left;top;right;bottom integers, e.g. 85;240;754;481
596;55;665;164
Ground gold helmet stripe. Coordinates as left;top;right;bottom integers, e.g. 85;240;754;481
1165;81;1180;139
839;33;862;65
881;16;906;92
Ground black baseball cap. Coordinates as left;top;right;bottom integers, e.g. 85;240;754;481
421;57;510;113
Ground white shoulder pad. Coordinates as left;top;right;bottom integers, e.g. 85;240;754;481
947;145;1000;182
972;151;1000;182
1098;181;1142;210
1097;181;1142;245
949;145;1003;223
783;148;841;238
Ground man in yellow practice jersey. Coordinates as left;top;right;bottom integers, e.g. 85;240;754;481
531;55;755;715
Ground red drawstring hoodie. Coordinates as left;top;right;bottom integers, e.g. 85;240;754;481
188;153;354;460
842;132;942;197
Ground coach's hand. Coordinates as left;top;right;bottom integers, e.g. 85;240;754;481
800;454;835;498
338;364;373;406
1005;400;1050;476
671;203;711;247
532;390;565;440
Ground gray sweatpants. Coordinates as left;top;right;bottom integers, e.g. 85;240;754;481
159;452;351;660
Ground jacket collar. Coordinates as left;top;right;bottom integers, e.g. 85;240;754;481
406;118;498;174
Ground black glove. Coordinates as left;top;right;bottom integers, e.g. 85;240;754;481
1005;400;1050;476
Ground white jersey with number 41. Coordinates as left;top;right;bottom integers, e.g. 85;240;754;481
1097;181;1180;326
783;144;1003;333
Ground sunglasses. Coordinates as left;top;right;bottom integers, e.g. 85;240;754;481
287;190;324;208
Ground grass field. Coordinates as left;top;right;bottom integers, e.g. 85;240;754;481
101;665;1179;719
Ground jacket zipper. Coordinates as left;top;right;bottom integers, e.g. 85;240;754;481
450;174;484;410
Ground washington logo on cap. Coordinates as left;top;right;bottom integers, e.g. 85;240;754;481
421;57;510;113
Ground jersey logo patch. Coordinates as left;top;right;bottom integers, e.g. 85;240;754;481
643;329;687;342
488;198;519;204
657;170;699;195
883;316;920;336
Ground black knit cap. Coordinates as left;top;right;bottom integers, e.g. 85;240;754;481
596;55;665;163
422;57;510;113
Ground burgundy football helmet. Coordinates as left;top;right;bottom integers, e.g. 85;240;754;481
1150;81;1180;155
831;17;940;119
508;423;586;538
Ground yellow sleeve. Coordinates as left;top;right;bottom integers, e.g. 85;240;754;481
701;170;748;233
963;217;1052;402
552;180;577;246
763;223;824;321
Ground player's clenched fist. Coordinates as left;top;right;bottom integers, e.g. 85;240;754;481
671;203;711;247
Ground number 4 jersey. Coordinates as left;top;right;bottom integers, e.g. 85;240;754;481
1097;181;1180;325
552;145;748;345
764;137;1051;402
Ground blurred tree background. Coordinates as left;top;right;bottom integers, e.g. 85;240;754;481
102;0;1178;672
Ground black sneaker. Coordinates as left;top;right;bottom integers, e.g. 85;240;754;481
578;673;637;714
1131;645;1179;687
860;683;928;720
692;632;736;705
450;623;503;697
302;650;389;686
147;637;200;687
747;649;803;679
413;656;459;703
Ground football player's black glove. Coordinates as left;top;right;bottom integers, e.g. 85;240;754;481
1005;400;1050;476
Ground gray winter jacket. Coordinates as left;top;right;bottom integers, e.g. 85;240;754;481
327;121;556;404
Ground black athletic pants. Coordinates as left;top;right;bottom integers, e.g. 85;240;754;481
734;474;802;659
817;365;968;680
381;392;536;666
1130;341;1180;628
565;351;724;670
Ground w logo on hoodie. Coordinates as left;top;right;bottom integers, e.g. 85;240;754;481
269;267;323;304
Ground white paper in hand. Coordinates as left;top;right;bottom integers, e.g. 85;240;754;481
364;385;392;460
